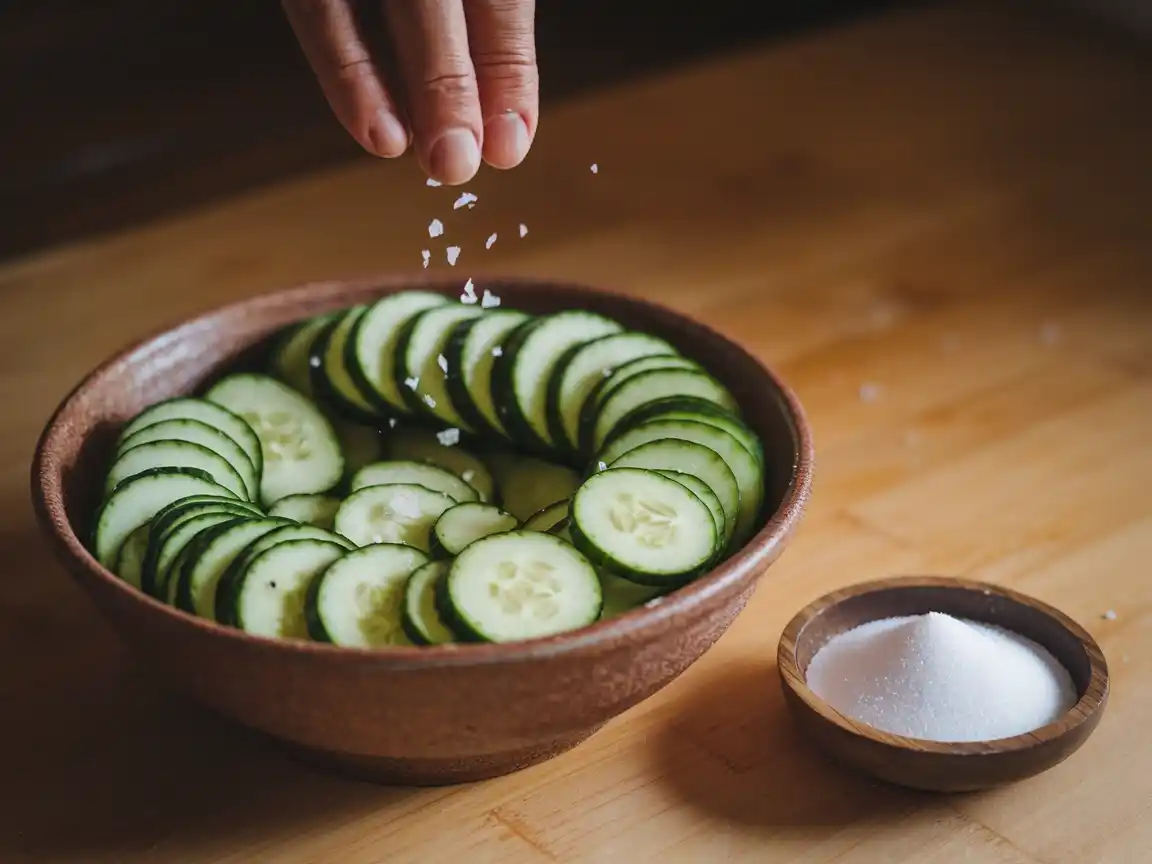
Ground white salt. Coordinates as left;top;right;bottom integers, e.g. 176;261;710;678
423;394;437;408
481;289;501;308
436;427;461;447
485;232;498;250
428;218;444;238
421;249;431;268
426;178;441;187
1103;609;1117;621
491;345;503;358
460;277;478;304
437;354;448;373
590;163;599;174
805;611;1077;742
519;223;528;238
446;246;461;266
403;376;419;391
453;192;478;210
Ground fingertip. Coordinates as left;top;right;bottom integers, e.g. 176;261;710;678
368;109;410;158
482;111;532;169
425;128;482;185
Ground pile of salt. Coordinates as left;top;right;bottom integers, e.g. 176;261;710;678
805;611;1077;742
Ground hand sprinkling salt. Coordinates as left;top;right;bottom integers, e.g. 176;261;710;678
519;223;528;238
491;345;503;358
426;178;441;187
485;233;497;250
446;246;461;266
404;376;419;391
590;163;599;174
453;192;478;210
437;354;448;373
428;218;444;238
480;289;501;308
436;427;461;447
421;249;431;269
460;277;478;304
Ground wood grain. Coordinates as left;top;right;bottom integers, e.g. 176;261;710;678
2;2;1150;861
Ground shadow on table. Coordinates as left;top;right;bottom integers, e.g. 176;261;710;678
653;658;924;827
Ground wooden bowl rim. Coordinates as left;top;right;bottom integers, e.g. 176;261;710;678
777;574;1109;755
32;273;815;669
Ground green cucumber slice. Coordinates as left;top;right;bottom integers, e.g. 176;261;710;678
522;499;570;533
610;396;762;466
309;307;380;423
119;398;263;479
442;310;530;438
106;439;250;501
385;427;494;502
657;469;727;550
402;561;455;645
175;517;293;618
396;304;484;424
268;493;342;529
230;539;348;639
117;418;259;501
599;571;666;619
493;456;581;522
350;460;479;503
430;502;518;558
334;483;457;551
270;313;336;399
113;524;150;589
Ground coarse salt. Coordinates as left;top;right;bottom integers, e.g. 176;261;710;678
597;461;607;472
437;354;448;373
423;394;437;408
446;246;461;266
421;249;431;268
428;218;444;238
485;233;497;250
462;469;475;483
388;418;397;428
491;346;503;358
1103;609;1118;621
480;289;501;308
404;376;419;391
426;178;441;187
590;163;599;174
519;223;528;238
806;611;1078;742
460;277;478;304
453;192;478;210
436;427;461;447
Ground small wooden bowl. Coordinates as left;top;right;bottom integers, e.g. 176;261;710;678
777;575;1109;792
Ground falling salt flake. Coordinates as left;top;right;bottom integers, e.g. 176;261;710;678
426;178;442;187
423;394;437;408
597;461;608;472
388;418;398;428
590;163;599;174
428;218;444;238
462;469;475;483
491;345;503;358
453;192;478;210
858;382;883;403
1103;609;1118;621
446;246;461;266
1039;322;1062;346
436;427;461;447
519;223;528;238
480;289;501;308
437;354;448;374
460;277;478;304
421;249;431;269
309;355;321;368
485;233;498;250
404;376;419;391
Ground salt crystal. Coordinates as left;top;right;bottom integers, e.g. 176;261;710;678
480;289;501;308
485;233;497;250
519;223;528;238
446;246;461;266
491;346;503;358
453;192;477;210
1103;609;1118;621
460;277;478;304
590;163;599;174
421;249;431;268
858;382;882;403
437;354;448;373
436;427;461;447
309;356;321;368
428;218;444;238
426;178;441;187
404;376;419;391
423;394;437;408
597;461;607;472
806;612;1077;742
388;418;397;428
462;469;475;483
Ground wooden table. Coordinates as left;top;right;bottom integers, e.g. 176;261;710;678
3;3;1150;861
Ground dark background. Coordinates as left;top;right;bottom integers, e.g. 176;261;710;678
0;0;917;260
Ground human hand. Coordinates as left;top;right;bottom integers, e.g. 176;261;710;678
283;0;538;186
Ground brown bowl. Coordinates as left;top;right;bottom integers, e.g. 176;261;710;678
32;275;813;786
777;575;1109;793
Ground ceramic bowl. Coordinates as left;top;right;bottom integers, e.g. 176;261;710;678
33;275;813;785
777;575;1109;792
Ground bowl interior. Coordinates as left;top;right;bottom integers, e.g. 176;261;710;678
44;276;809;581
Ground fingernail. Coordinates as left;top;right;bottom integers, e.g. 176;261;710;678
483;112;530;169
428;128;481;185
369;110;408;158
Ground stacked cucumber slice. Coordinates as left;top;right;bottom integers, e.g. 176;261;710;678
89;289;766;647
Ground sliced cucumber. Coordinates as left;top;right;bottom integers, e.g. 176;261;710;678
230;539;348;639
657;469;727;547
206;373;344;506
494;312;623;448
114;524;150;590
493;456;581;521
570;467;717;585
268;493;342;529
402;560;455;645
118;398;262;479
430;502;518;558
350;291;449;414
385;427;494;502
443;309;529;438
610;396;763;466
332;420;383;476
143;508;251;599
546;331;676;454
350;460;479;504
440;531;602;642
591;368;738;453
156;513;247;606
334;483;457;551
106;439;250;501
598;419;761;548
175;517;293;618
270;313;335;399
117;418;259;502
91;468;238;569
305;543;428;647
396;304;484;424
310;306;380;423
599;571;666;619
522;499;570;533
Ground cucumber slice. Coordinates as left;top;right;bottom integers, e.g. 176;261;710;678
206;373;344;506
522;499;570;533
119;398;263;479
305;543;429;647
332;420;383;476
175;517;293;618
443;310;530;438
598;419;762;548
143;506;252;599
546;331;677;454
215;523;353;622
577;354;700;454
106;439;251;501
334;483;457;551
385;428;494;502
591;368;738;453
402;561;455;645
114;524;150;589
91;468;238;569
494;312;623;448
230;539;348;639
430;502;518;558
494;456;581;521
270;313;335;399
569;467;717;586
156;513;248;606
657;469;727;547
599;571;666;619
611;396;763;466
396;304;484;424
350;291;450;414
440;531;602;642
117;418;259;501
268;493;342;529
310;307;380;423
350;460;479;503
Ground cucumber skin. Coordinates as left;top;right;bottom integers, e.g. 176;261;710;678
433;570;487;643
400;563;453;646
303;561;336;643
489;318;552;454
344;308;403;418
608;396;764;466
401;612;433;646
542;341;587;460
229;539;346;634
308;313;382;426
567;510;714;590
139;501;260;598
441;317;501;439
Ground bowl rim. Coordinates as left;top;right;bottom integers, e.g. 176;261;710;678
777;574;1110;755
32;273;815;669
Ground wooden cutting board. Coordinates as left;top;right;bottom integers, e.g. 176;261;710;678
1;3;1149;861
